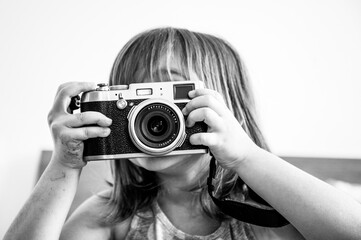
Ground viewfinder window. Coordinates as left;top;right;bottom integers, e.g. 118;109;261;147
174;84;194;100
136;88;153;96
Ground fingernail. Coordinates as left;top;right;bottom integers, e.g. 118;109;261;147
188;90;195;98
182;107;186;115
106;118;113;124
104;128;111;136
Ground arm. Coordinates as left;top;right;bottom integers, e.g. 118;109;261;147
4;82;112;240
236;148;361;240
183;88;361;240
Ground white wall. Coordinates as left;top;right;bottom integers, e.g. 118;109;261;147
1;0;360;237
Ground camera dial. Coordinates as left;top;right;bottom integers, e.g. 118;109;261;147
110;85;129;90
96;83;109;91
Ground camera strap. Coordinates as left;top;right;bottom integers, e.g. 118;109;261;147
207;155;289;227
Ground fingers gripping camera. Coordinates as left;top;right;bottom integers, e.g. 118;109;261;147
80;81;208;161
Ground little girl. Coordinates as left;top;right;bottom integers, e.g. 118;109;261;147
5;27;361;240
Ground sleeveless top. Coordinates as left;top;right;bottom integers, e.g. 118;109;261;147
124;203;257;240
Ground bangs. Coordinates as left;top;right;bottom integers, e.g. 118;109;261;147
110;28;200;85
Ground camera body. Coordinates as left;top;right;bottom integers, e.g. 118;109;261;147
81;80;208;161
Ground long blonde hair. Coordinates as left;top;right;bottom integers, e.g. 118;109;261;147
103;27;269;223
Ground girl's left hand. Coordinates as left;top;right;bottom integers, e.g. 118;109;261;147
182;88;259;170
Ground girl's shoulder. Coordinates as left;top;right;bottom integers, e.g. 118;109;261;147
60;190;131;240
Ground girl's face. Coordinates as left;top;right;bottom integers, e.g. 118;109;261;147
129;55;208;176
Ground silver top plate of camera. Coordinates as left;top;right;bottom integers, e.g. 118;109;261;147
81;80;204;103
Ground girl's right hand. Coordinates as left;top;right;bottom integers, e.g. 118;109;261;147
47;82;112;169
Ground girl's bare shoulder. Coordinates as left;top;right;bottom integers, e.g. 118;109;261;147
60;190;131;240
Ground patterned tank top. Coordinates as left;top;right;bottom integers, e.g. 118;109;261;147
124;203;257;240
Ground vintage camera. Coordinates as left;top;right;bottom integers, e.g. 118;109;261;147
80;81;208;161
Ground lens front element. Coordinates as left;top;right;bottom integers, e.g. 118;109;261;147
149;115;167;136
136;103;179;148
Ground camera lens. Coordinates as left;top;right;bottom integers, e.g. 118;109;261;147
141;112;172;143
128;99;186;155
135;103;179;148
140;109;173;143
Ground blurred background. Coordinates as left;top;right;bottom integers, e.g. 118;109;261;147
1;0;361;237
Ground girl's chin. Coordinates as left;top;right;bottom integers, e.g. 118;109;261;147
129;154;205;172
